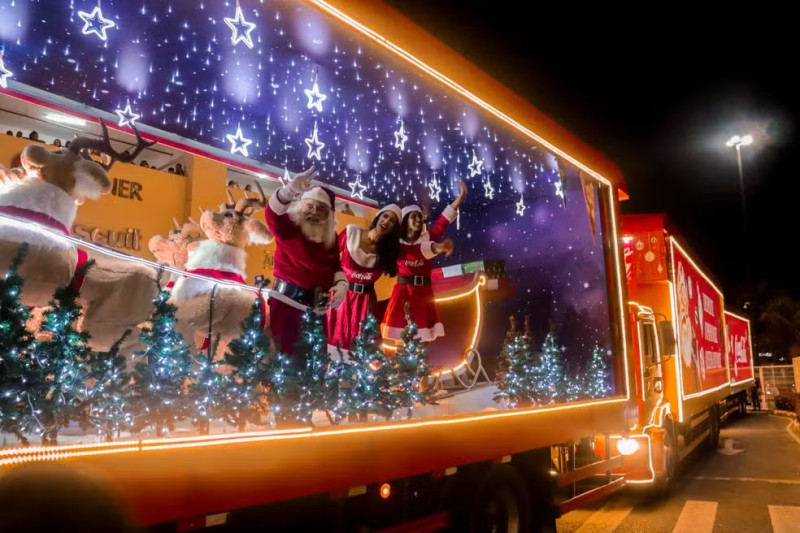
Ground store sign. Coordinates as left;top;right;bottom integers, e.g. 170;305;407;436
672;245;727;396
726;312;754;384
110;178;143;201
73;224;142;251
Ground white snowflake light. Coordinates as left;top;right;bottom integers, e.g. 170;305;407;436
348;176;367;200
428;174;442;202
224;4;256;49
114;102;140;128
305;121;325;160
555;181;564;198
226;125;252;157
468;149;484;177
483;178;495;200
394;121;408;150
78;6;116;41
304;79;327;113
515;194;526;216
0;55;12;89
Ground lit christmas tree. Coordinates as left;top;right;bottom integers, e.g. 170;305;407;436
221;295;272;431
534;330;566;405
585;343;612;399
130;283;193;436
31;261;95;445
0;245;37;444
266;309;333;425
82;330;133;442
494;316;540;408
390;303;435;418
189;335;226;435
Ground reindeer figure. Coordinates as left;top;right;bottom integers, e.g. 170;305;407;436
0;120;151;311
148;217;204;289
172;184;274;356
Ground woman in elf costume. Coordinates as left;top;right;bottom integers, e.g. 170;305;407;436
327;204;402;351
381;181;467;342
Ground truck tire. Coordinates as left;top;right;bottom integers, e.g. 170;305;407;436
465;465;531;533
654;421;678;496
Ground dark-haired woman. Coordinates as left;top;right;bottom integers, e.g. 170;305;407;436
381;181;466;342
327;204;402;351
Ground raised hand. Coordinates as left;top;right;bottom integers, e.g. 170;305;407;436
434;238;454;258
452;180;467;209
290;165;317;195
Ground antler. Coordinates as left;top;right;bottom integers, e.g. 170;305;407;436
68;119;156;171
180;217;202;239
234;181;267;216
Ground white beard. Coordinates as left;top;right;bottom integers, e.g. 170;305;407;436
288;204;336;248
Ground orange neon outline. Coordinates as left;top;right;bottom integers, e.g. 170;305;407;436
608;433;655;484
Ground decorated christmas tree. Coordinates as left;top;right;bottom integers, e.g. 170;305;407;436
494;316;540;408
266;309;333;425
220;295;272;430
189;335;226;435
534;330;566;405
31;261;95;445
0;245;38;444
82;330;133;441
585;343;612;399
130;283;193;436
390;303;435;418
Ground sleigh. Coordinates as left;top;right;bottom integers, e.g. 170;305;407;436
377;260;513;390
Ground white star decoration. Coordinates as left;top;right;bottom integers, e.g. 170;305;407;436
0;55;12;89
515;195;526;216
115;102;140;128
224;5;256;49
78;6;116;41
226;125;252;157
555;181;564;198
348;176;368;200
304;79;327;113
305;121;325;160
468;149;484;177
483;178;495;200
428;175;442;202
394;121;408;150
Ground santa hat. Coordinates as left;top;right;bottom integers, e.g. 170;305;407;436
376;203;402;222
401;204;422;218
301;186;336;212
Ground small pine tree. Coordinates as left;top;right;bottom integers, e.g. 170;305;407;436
32;261;95;445
189;335;227;435
220;297;272;431
585;344;612;399
130;283;193;436
0;245;37;444
266;309;332;425
535;331;566;405
390;303;434;418
494;316;540;408
82;330;133;441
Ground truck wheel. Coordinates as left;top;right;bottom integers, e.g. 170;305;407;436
654;422;678;495
467;465;531;533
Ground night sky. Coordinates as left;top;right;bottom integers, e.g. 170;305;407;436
386;1;800;302
0;0;618;381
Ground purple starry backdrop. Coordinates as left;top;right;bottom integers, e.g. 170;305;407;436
0;0;616;387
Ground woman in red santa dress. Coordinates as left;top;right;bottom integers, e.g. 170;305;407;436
381;181;467;343
327;204;402;351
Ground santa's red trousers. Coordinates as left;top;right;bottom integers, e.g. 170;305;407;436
268;298;327;359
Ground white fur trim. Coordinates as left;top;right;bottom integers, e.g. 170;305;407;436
442;205;457;222
301;186;332;207
381;322;444;342
401;204;422;218
0;179;78;229
345;224;376;268
184;240;247;275
376;204;402;222
420;240;437;260
269;189;292;215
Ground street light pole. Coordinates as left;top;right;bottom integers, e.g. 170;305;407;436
726;134;753;283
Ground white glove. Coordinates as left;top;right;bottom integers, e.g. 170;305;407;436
289;165;316;196
327;280;348;310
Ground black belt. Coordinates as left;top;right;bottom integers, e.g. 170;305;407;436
348;282;374;294
397;275;431;286
272;278;316;307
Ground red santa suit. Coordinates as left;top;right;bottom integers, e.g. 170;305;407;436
381;205;456;342
265;186;344;356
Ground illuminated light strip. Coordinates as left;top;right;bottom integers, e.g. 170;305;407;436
682;382;730;400
307;1;615;189
0;213;268;294
668;279;685;423
609;433;655;484
670;237;724;298
605;186;632;404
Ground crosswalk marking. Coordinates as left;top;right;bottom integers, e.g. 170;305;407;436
768;505;800;533
671;500;717;533
572;502;634;533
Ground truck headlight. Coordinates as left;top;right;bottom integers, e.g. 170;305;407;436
616;437;640;456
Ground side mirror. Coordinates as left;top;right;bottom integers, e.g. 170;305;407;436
657;320;676;356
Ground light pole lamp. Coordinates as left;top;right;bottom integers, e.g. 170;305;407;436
726;134;753;282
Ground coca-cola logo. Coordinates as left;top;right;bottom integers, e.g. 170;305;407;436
405;259;424;267
350;271;374;281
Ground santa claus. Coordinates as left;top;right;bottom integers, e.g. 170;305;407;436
265;166;347;357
